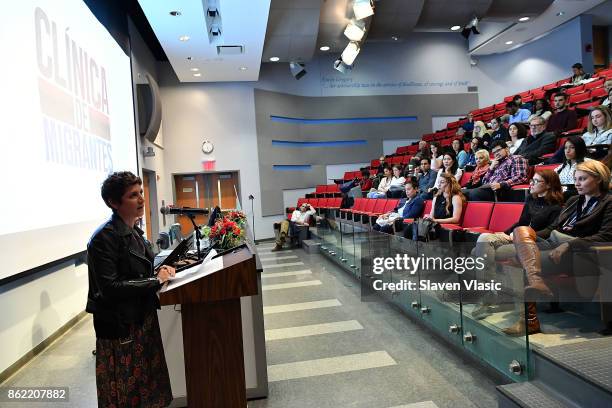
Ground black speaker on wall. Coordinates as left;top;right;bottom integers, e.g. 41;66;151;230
136;73;162;143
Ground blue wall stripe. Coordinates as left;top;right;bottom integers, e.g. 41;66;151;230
273;165;312;171
272;140;367;148
270;115;417;124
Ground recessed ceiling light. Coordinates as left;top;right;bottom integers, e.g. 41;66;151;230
179;35;190;42
186;56;193;60
556;11;565;17
269;56;280;62
190;68;199;72
320;46;330;51
450;25;461;31
169;11;181;17
518;16;530;22
193;73;201;77
391;36;399;41
239;66;248;71
505;40;513;45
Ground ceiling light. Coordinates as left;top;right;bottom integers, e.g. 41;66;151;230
334;59;352;74
391;36;399;41
193;73;201;77
556;11;565;17
289;62;306;80
518;17;530;22
179;35;190;42
186;56;193;60
344;21;365;41
269;56;280;62
239;66;248;71
169;11;181;17
450;25;461;31
320;45;330;51
341;41;360;66
505;40;513;45
190;68;199;72
353;0;374;20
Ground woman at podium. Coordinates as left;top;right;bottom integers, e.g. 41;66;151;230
86;171;174;407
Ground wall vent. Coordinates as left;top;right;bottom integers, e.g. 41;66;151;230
216;45;244;55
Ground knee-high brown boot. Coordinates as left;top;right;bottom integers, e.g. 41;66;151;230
502;302;541;336
513;226;553;299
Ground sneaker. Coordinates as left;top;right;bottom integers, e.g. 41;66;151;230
270;244;283;252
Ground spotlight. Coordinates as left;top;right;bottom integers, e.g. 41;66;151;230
334;59;352;74
341;41;360;66
450;25;461;31
207;8;219;17
269;56;280;62
461;16;480;39
289;62;306;80
320;46;330;51
344;21;365;41
353;0;374;20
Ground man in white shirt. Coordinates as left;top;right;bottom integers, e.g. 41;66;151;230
272;203;316;251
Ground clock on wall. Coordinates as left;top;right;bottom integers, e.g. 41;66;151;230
201;140;214;154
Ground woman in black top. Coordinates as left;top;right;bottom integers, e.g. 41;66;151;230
87;172;174;407
489;117;509;144
504;161;612;336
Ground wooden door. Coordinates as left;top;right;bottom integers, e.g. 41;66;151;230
142;172;152;239
173;175;206;235
209;173;238;210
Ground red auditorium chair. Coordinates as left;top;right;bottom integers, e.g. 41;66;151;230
459;172;473;188
438;201;494;244
371;159;381;168
352;199;377;223
568;92;591;106
503;95;514;102
585;78;605;90
340;197;365;220
361;199;389;224
462;202;524;242
531;89;546;100
402;200;433;225
565;85;584;96
407;145;419;154
495;102;506;110
561;116;588;137
576;100;601;111
534;163;560;172
590;87;607;99
597;68;612;78
423;133;436;142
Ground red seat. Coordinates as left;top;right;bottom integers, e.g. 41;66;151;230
459;172;473;187
296;198;307;208
534;164;559;172
532;90;546;100
328;197;342;209
365;199;389;217
561;115;588;137
568;92;591;105
403;200;432;224
590;87;607;99
315;185;327;194
407;145;419;154
308;198;320;208
341;197;366;214
495;102;506;110
565;85;584;95
464;202;524;234
355;199;377;214
585;78;605;90
576;100;601;111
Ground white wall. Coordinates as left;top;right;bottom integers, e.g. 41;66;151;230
325;163;370;181
432;116;463;133
283;188;314;210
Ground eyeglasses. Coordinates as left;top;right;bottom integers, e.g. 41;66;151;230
491;148;503;154
529;179;544;185
529;124;543;128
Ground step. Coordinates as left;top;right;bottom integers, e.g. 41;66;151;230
532;338;612;407
497;382;574;408
302;239;320;254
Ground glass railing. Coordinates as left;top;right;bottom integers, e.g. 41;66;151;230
315;208;530;382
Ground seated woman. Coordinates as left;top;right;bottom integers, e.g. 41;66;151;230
463;149;490;189
367;166;392;198
555;136;591;198
582;106;612;151
464;137;483;170
386;165;406;198
426;151;463;198
404;173;464;240
489;117;509;144
508;122;528;155
473;120;490;149
504;161;612;336
373;178;424;234
452;138;468;169
527;98;552;124
429;142;443;171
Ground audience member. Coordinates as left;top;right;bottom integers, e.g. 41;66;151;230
368;166;392;198
546;93;577;135
464;141;529;201
429;142;443;171
452;138;468;168
472;170;563;321
472;120;488;140
582;106;612;146
375;155;387;176
603;87;612;108
555;136;590;186
527;99;552;123
404;173;465;240
489;117;509;144
513;94;532;111
506;101;531;124
568;62;591;86
505;161;612;335
515;116;557;165
462;112;475;133
373;179;424;234
414;157;437;194
358;168;373;191
508;123;528;155
272;203;316;251
463;149;490;189
386;165;407;197
464;137;483;169
430;151;463;197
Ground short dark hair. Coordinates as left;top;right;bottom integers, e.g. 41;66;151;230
513;95;522;101
572;62;583;69
505;101;517;109
101;171;142;211
491;140;508;150
406;177;419;190
554;92;568;100
420;157;430;165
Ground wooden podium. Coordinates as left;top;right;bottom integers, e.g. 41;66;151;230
159;247;258;408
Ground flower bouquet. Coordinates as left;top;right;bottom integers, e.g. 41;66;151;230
209;217;245;250
226;210;247;228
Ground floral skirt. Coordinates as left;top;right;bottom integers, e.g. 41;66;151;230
95;311;173;408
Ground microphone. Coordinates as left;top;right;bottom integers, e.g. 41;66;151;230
160;206;210;216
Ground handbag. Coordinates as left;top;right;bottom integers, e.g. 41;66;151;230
414;218;438;241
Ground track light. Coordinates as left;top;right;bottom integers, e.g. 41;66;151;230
344;21;365;41
341;42;360;66
289;62;306;80
461;16;480;39
334;59;352;74
353;0;374;20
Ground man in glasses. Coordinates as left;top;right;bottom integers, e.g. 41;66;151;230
464;141;529;201
514;116;557;165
